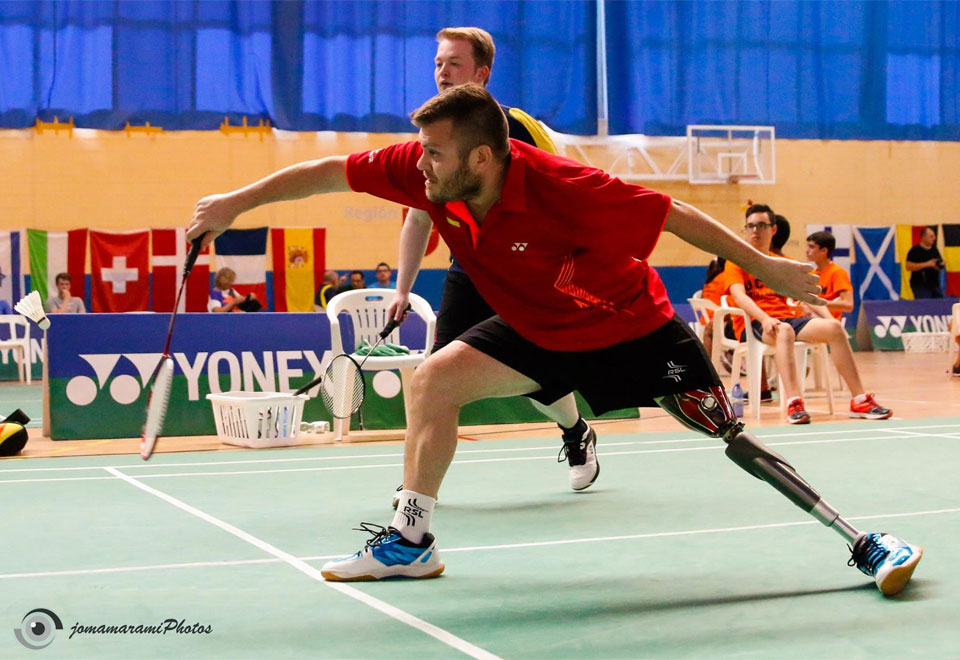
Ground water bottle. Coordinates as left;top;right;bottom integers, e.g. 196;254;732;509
731;383;744;418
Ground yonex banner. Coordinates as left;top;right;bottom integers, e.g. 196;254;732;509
857;299;958;351
46;314;634;440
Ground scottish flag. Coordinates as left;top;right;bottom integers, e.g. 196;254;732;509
852;227;900;301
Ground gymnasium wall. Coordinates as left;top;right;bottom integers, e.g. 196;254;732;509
2;128;958;302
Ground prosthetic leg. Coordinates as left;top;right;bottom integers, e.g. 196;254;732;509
655;386;858;543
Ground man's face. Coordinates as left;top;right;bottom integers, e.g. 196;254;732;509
806;240;827;263
56;278;71;295
417;119;482;203
743;212;775;251
920;228;936;249
376;265;391;284
350;273;365;289
434;39;488;92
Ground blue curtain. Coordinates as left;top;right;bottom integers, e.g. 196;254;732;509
606;0;960;139
2;0;958;139
0;0;596;133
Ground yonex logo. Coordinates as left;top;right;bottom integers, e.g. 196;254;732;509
367;149;380;163
873;316;907;339
663;361;686;383
511;243;528;252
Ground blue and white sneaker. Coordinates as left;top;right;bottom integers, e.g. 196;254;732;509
321;523;444;582
848;532;923;596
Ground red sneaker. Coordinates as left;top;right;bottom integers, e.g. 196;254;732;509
849;393;893;420
787;398;811;424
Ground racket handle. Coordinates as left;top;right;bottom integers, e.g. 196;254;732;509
379;303;412;339
295;373;323;396
183;237;203;276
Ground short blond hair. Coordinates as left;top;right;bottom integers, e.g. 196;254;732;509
436;27;495;84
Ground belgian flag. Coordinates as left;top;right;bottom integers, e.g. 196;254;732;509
896;225;927;300
943;224;960;297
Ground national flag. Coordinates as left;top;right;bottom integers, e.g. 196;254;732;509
852;226;899;301
0;230;24;309
895;225;927;301
270;228;325;312
805;224;852;274
26;229;87;300
151;228;211;312
90;230;150;312
215;228;268;305
941;224;960;297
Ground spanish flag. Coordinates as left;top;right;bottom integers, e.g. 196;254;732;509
270;228;326;312
943;224;960;297
895;224;926;300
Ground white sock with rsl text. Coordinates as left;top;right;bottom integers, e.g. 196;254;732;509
391;490;436;544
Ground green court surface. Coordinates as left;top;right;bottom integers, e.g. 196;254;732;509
2;418;959;658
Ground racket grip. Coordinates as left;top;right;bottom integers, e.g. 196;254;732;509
379;303;412;339
183;237;203;276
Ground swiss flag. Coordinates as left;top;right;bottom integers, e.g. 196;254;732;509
90;230;150;312
151;228;210;312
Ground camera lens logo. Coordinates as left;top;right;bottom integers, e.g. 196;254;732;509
14;609;63;650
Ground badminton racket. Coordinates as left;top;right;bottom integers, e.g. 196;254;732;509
294;304;410;419
140;237;203;460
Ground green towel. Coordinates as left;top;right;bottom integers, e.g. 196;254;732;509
354;339;411;357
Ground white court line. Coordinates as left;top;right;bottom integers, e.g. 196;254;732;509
6;422;960;475
4;506;957;582
882;428;960;439
102;467;501;660
3;431;957;485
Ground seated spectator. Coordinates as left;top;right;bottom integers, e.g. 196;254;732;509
699;257;728;359
315;270;341;309
806;230;853;321
343;270;365;291
771;214;791;256
369;262;395;289
727;204;892;424
45;273;86;314
0;299;12;314
209;267;257;312
906;226;944;298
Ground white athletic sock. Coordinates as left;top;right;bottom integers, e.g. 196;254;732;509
787;396;802;406
853;392;868;404
391;490;436;544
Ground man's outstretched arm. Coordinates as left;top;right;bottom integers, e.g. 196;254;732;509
186;156;351;248
664;199;825;306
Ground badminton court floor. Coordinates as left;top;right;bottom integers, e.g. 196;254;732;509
1;417;958;658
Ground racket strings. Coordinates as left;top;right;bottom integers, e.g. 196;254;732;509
320;354;364;418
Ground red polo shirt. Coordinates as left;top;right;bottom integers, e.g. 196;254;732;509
345;139;674;351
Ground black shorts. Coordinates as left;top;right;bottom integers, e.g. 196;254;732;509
458;314;722;415
750;317;813;341
434;269;496;353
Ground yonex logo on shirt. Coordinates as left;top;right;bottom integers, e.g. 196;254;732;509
367;149;380;163
511;243;528;252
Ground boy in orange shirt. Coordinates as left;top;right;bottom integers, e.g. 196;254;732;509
806;231;853;322
726;205;891;424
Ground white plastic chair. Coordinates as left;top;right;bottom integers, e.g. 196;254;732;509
0;316;32;385
949;302;960;368
687;295;719;362
712;297;829;419
326;289;436;441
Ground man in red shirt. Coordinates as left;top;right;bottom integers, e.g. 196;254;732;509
187;84;920;595
727;205;891;424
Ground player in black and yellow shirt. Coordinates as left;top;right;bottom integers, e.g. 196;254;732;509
390;27;598;494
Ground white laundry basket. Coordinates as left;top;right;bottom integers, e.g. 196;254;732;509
901;331;950;353
206;391;308;448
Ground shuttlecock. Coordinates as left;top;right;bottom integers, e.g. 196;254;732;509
14;290;50;330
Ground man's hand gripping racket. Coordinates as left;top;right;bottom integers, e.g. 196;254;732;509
294;305;411;419
140;238;203;460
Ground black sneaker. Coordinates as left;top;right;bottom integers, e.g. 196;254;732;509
558;427;599;491
743;389;774;403
952;364;960;378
